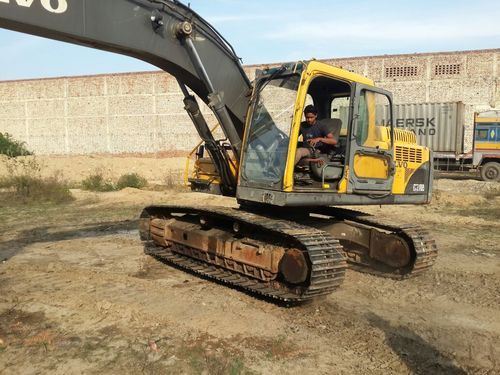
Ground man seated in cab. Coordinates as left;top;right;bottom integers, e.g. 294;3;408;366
295;105;338;166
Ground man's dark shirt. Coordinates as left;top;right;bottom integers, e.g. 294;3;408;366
299;119;333;153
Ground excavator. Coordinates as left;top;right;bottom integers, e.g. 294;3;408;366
0;0;437;302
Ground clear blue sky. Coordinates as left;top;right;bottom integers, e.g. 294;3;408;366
0;0;499;80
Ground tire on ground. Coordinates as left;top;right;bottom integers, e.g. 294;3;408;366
480;161;500;182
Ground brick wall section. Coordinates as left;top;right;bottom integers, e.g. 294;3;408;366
0;49;498;155
0;72;213;154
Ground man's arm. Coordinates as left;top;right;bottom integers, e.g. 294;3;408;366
308;121;338;147
308;132;337;146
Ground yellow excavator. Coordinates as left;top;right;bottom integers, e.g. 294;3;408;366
0;0;437;302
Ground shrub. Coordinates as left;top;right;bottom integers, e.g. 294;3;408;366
0;158;73;204
81;173;115;192
0;133;32;157
116;173;147;190
11;175;74;203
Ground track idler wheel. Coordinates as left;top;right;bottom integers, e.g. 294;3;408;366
279;248;308;284
369;231;411;268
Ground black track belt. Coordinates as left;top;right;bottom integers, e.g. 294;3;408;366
141;205;347;302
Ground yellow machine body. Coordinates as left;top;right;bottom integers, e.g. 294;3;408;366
190;60;433;206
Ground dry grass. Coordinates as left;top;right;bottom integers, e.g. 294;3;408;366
164;169;187;191
24;330;57;350
0;157;73;204
483;184;500;200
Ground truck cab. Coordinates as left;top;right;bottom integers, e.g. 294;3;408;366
473;111;500;181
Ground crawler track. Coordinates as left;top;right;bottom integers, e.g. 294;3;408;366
140;205;347;302
312;207;438;279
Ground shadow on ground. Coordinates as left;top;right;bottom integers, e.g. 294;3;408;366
366;312;467;375
0;219;139;261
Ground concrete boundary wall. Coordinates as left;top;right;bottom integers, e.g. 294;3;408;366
0;71;217;155
0;49;498;155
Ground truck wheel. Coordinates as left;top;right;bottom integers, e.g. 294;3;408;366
480;162;500;182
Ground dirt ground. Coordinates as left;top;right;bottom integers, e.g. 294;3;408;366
0;156;499;374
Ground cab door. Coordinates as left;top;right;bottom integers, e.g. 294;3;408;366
347;85;395;194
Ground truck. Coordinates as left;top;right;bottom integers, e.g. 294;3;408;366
0;0;437;302
446;111;499;182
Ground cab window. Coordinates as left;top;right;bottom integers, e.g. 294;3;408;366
356;90;391;149
475;128;488;141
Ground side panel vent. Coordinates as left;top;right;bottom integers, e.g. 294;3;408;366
395;145;423;163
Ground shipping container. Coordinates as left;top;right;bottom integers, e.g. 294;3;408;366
336;102;468;155
376;102;465;154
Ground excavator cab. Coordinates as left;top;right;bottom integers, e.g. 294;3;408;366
237;60;430;207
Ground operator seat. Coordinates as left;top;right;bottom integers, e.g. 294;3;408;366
324;118;342;146
309;118;345;181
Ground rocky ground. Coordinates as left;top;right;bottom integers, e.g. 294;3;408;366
0;156;499;374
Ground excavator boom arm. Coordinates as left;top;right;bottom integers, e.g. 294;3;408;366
0;0;251;158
